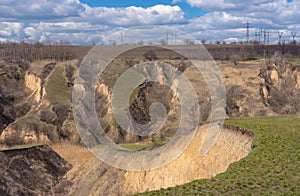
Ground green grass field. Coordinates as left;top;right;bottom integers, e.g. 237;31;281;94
135;116;300;195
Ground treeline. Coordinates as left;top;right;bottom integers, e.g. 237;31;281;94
0;42;299;63
0;42;91;62
206;44;300;61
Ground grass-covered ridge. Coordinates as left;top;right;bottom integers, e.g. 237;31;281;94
45;66;71;105
136;116;300;195
119;144;148;151
0;144;43;151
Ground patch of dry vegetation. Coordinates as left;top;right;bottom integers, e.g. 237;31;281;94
51;143;94;166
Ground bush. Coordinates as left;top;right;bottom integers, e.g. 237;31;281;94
229;54;241;65
52;104;70;129
143;50;157;61
3;132;23;146
226;85;248;117
38;109;57;124
259;52;300;114
2;116;59;145
60;116;80;144
65;64;75;83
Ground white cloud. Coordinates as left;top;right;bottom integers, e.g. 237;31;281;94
185;0;236;9
0;0;185;44
0;0;299;44
0;1;184;26
179;0;278;10
80;4;184;26
0;22;23;37
0;0;84;21
0;37;8;43
23;22;110;44
179;0;300;29
173;0;300;43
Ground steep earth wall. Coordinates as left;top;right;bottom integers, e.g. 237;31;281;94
123;124;254;194
0;145;72;195
54;124;254;195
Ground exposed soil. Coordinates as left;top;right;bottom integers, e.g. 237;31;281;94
0;145;72;195
0;47;298;195
52;124;254;195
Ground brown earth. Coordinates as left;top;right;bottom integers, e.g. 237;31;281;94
0;145;72;195
0;46;299;195
0;47;298;146
52;124;254;195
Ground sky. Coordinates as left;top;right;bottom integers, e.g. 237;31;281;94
0;0;298;45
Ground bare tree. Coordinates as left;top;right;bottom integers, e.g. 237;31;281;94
65;64;75;84
160;39;168;45
143;50;157;61
229;54;241;65
259;52;300;114
137;40;144;45
184;39;195;45
215;40;221;45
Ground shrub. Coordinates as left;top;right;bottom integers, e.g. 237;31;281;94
259;52;300;114
143;50;157;61
65;64;75;83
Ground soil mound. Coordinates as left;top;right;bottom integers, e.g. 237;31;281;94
0;145;72;195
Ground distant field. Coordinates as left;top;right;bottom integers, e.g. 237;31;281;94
136;116;300;195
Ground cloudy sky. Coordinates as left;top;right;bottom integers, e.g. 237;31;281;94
0;0;298;45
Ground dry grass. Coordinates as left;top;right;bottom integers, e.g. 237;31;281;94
51;143;94;165
51;143;100;195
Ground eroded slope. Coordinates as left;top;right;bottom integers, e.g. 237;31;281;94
0;145;72;195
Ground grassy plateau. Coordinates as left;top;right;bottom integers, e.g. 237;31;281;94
136;116;300;195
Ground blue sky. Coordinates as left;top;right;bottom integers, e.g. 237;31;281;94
0;0;298;45
80;0;175;8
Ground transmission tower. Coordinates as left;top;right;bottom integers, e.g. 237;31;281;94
120;32;123;45
166;31;169;45
278;31;284;44
291;32;297;43
257;31;261;44
174;32;177;45
246;21;250;43
255;32;258;43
